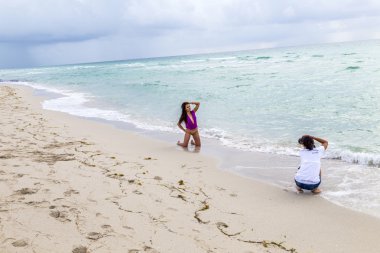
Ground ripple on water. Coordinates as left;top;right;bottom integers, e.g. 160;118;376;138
345;66;360;70
256;56;271;60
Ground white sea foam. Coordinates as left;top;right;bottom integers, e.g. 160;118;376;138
323;164;380;218
201;128;298;156
208;56;237;61
63;65;97;70
43;94;133;123
181;59;207;63
5;81;181;134
0;81;128;122
326;149;380;167
114;62;147;68
6;81;73;95
24;71;45;75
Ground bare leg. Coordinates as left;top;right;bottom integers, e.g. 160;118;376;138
193;131;201;147
177;133;191;147
312;169;322;194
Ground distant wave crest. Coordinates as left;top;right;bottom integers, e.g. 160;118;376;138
256;56;271;60
345;66;360;70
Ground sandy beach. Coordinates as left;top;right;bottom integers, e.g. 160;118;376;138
0;84;380;253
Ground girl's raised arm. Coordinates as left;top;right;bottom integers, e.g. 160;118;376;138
191;102;200;112
310;135;328;150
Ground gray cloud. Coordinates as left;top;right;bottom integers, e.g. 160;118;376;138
0;0;124;43
1;0;380;68
0;43;33;68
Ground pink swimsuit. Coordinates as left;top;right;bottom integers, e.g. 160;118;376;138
185;110;198;130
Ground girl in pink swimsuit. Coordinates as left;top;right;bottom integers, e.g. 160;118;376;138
177;101;201;147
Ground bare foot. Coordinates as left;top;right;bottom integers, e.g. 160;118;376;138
296;186;303;193
312;188;322;194
177;141;187;148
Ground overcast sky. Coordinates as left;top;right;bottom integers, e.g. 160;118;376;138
1;0;380;68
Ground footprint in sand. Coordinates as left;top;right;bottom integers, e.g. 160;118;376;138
133;190;143;195
86;232;103;240
0;154;14;159
101;224;113;233
64;189;79;197
143;246;160;253
107;173;125;179
49;210;71;222
15;188;38;195
25;200;50;208
72;246;88;253
69;207;79;214
12;239;28;247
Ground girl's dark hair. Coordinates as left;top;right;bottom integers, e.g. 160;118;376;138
298;136;315;150
178;102;189;124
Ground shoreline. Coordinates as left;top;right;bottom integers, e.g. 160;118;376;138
1;84;380;252
5;80;376;167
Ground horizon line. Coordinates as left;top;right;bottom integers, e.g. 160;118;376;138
0;38;378;71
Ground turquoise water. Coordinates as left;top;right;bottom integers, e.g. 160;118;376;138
1;40;380;165
1;40;380;217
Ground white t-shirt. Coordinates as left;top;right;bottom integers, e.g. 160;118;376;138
295;146;325;184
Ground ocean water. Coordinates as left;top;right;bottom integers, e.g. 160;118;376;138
1;40;380;217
